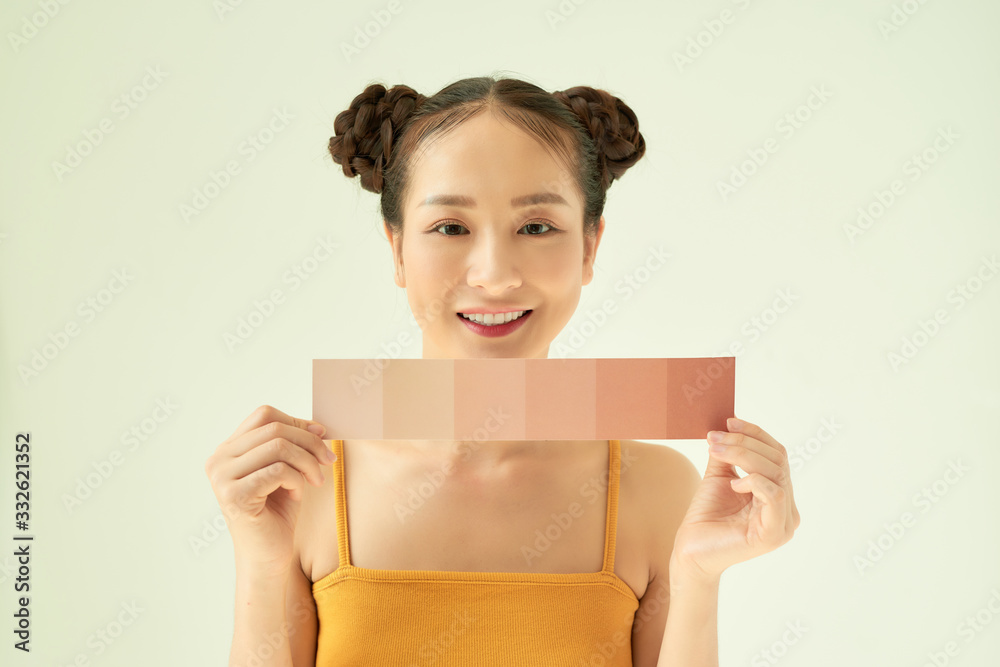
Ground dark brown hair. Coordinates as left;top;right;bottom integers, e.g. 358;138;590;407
328;74;646;239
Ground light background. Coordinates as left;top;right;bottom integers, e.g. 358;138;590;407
1;0;998;665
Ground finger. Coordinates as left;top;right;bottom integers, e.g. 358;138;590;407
703;442;739;480
709;440;787;486
731;473;788;545
226;437;327;487
230;415;334;467
707;430;784;468
727;417;786;460
234;461;308;508
728;417;800;533
725;417;796;505
228;404;328;446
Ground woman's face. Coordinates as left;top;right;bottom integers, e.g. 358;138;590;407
385;111;605;359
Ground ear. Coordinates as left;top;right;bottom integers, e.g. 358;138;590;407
384;220;405;288
581;215;605;287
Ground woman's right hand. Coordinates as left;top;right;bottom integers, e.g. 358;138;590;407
204;405;336;577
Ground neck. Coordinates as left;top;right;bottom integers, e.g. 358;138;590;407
402;438;554;470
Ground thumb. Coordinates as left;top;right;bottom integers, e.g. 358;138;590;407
306;421;326;437
703;445;738;480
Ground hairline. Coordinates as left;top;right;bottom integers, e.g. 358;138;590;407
390;104;589;240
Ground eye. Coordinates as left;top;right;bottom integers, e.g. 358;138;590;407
428;220;557;236
520;221;554;235
430;222;468;236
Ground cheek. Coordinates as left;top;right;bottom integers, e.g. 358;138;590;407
407;263;457;315
402;241;438;292
532;248;582;287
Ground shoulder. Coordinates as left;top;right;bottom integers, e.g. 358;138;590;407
617;439;702;577
618;439;701;496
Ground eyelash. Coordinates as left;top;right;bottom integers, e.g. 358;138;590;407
428;220;559;236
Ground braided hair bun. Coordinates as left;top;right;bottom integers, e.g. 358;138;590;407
552;86;646;190
328;83;426;194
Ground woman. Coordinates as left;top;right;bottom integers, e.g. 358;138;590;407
205;75;801;666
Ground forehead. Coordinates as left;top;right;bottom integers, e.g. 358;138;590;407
405;112;581;211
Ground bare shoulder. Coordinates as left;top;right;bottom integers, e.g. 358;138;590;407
619;439;702;499
618;440;703;578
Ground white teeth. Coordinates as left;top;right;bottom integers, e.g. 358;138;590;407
460;310;527;325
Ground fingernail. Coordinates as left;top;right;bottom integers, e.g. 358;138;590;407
727;417;744;430
323;446;337;463
307;422;326;436
708;431;726;443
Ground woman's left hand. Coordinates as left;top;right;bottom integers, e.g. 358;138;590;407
670;417;801;582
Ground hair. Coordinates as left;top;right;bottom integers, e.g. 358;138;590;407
328;74;646;240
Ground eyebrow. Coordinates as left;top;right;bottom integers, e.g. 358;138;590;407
418;192;571;208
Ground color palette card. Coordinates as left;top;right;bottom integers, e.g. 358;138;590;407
313;358;735;440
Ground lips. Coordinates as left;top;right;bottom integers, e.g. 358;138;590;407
458;309;530;326
456;309;533;337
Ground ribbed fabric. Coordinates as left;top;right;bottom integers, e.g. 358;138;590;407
312;439;639;666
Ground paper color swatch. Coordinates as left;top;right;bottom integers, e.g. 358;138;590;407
313;357;735;440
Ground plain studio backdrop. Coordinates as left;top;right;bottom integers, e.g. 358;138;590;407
1;0;998;665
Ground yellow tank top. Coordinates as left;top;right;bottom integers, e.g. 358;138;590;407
312;439;640;665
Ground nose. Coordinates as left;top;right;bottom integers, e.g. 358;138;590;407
465;233;522;295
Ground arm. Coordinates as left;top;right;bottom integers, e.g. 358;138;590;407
230;565;295;667
654;417;801;666
230;493;319;667
656;559;720;667
204;406;332;667
230;558;318;667
629;442;714;666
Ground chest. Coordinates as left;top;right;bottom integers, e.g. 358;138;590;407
355;465;610;572
303;442;650;600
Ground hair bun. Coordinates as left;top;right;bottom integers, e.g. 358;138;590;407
328;83;426;194
553;86;646;189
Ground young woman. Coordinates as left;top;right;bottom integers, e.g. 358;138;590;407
205;75;801;666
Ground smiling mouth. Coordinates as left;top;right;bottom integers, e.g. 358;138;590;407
457;310;532;326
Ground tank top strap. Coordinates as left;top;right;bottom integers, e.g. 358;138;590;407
331;439;351;567
601;439;622;574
